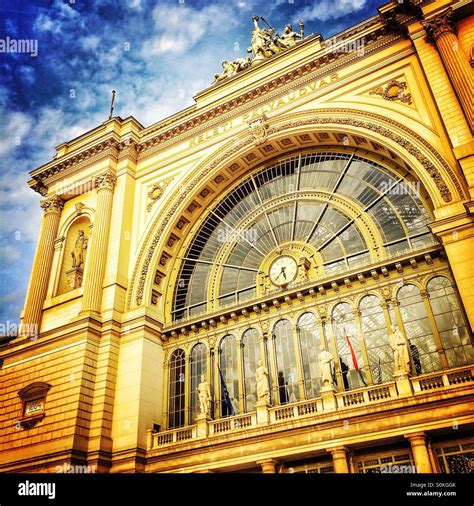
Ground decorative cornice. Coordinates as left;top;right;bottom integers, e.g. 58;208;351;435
423;8;456;43
40;195;64;215
30;27;403;196
94;169;117;191
136;30;401;159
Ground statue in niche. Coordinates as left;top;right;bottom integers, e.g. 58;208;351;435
389;325;410;374
197;375;212;417
71;230;88;269
318;349;334;387
256;360;270;404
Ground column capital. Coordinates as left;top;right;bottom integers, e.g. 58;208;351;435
423;8;456;43
328;445;349;455
94;169;117;191
404;431;428;444
40;195;64;215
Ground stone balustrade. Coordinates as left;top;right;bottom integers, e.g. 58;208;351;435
147;365;473;450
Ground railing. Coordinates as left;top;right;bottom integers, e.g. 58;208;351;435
147;365;473;450
336;382;397;409
269;398;322;423
149;425;197;448
412;365;473;393
209;414;254;435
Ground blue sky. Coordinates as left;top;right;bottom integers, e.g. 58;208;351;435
0;0;382;326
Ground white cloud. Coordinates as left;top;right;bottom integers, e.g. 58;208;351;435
142;4;237;56
0;111;32;156
296;0;367;22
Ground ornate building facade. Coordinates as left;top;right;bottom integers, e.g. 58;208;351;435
0;0;473;474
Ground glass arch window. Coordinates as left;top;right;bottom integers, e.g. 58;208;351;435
168;349;186;429
189;343;207;423
332;302;366;390
273;319;300;404
298;312;323;398
359;295;392;383
173;152;433;321
397;284;440;374
427;276;472;367
241;328;261;412
219;335;240;416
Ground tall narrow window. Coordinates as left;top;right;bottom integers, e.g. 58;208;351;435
332;302;365;390
298;312;323;399
241;328;261;412
189;343;207;423
359;295;392;383
427;277;472;367
274;320;299;404
397;284;440;374
168;349;186;429
219;335;239;416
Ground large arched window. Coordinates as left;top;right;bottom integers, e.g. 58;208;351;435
219;335;240;416
241;328;261;412
173;151;433;321
332;302;366;390
298;312;323;399
189;343;207;423
427;277;472;367
273;320;300;404
397;284;440;374
359;295;393;383
168;349;186;429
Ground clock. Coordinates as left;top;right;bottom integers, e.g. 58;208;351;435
269;255;298;287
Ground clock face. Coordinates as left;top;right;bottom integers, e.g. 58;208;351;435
269;255;298;287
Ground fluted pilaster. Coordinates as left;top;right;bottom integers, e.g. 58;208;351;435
81;170;116;314
22;195;64;335
423;9;474;130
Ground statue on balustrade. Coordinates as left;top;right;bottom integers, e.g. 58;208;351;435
256;360;271;404
389;325;410;374
197;375;212;416
71;230;88;269
318;349;335;387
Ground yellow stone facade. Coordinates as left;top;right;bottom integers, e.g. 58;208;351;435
0;0;473;474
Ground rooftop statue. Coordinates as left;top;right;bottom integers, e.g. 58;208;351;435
212;16;304;84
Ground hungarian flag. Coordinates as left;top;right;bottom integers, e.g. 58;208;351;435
218;365;235;417
344;329;367;387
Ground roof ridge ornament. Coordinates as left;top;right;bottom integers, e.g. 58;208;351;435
212;16;305;85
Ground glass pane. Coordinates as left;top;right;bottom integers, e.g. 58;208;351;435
274;320;300;403
332;302;366;390
168;349;186;428
397;284;440;373
359;295;393;383
427;276;472;368
298;312;323;399
219;335;240;416
190;343;207;423
242;328;261;412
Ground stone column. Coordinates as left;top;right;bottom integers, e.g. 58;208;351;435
257;459;278;473
22;195;64;336
329;446;350;473
423;9;474;131
81;170;116;315
405;432;433;473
